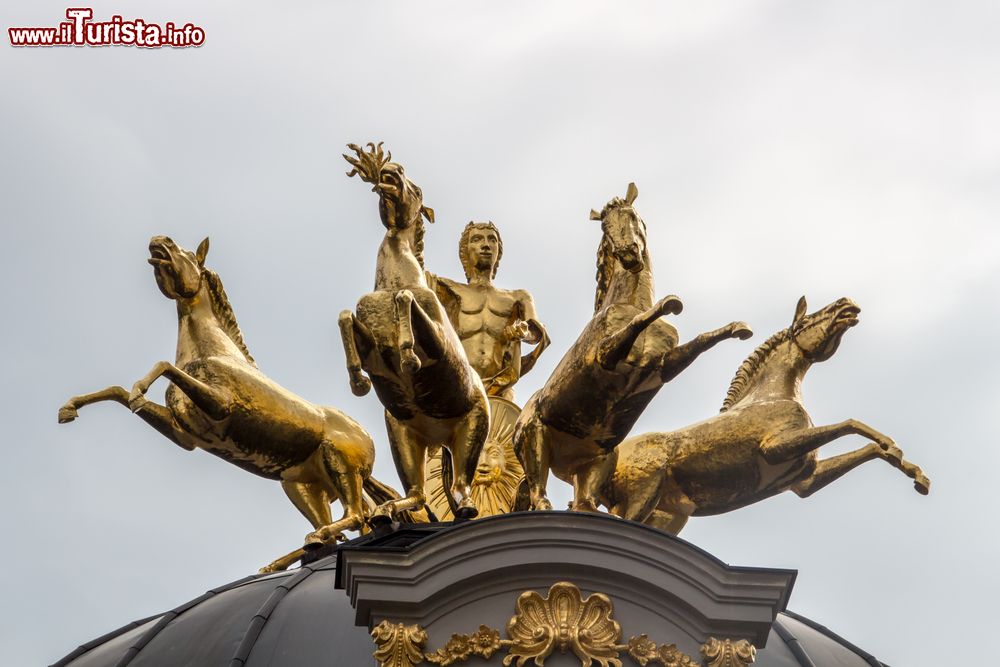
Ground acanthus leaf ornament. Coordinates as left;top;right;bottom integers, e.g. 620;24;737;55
373;621;429;667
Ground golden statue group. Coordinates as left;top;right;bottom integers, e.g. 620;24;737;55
59;142;930;572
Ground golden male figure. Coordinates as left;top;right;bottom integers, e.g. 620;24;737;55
423;222;550;518
430;222;549;401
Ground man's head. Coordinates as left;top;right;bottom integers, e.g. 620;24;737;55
460;221;503;280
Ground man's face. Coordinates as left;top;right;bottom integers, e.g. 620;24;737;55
468;226;499;273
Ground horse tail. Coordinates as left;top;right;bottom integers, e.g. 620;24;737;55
363;475;437;523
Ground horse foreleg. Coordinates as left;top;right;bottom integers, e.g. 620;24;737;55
659;321;753;383
597;295;684;369
394;290;422;373
407;296;447;362
762;418;892;462
129;361;231;421
370;413;428;524
761;419;930;495
339;310;372;396
446;401;490;520
60;385;196;451
793;442;929;497
59;385;130;422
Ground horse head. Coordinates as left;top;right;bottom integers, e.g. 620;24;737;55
148;235;209;301
344;142;435;232
789;296;861;363
591;182;647;274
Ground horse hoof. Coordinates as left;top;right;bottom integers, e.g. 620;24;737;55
570;500;602;514
58;406;78;423
304;531;326;548
658;295;684;317
454;503;479;522
533;498;553;511
400;350;421;374
732;322;753;340
350;376;372;397
368;511;393;528
914;473;931;495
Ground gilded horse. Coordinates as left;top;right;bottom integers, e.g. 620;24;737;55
514;183;752;512
601;297;931;533
339;143;490;521
58;236;396;571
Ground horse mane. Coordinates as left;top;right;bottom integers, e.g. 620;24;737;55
721;327;791;411
593;234;615;312
203;269;257;368
413;218;426;269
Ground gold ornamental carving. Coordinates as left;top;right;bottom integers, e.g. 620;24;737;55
503;582;622;666
373;621;429;667
700;638;756;667
371;581;746;667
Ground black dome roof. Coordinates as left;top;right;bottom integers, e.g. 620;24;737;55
53;516;888;667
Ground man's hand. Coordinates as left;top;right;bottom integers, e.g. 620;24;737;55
503;320;532;342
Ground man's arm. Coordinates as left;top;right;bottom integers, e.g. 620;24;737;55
514;290;550;376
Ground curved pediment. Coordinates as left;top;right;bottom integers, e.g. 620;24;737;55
336;512;795;654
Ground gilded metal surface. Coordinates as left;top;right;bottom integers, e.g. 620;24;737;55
340;143;490;521
423;221;548;519
425;626;503;665
602;297;930;533
514;183;752;512
58;236;398;571
626;636;699;666
430;221;549;401
700;638;756;667
373;621;429;667
425;396;524;520
503;582;622;667
373;581;708;667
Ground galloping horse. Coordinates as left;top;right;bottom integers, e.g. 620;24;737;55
514;183;752;512
601;297;930;533
339;143;490;521
59;236;395;571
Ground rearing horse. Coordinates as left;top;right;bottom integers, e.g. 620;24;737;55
339;143;490;521
59;236;396;571
514;183;752;512
601;297;931;533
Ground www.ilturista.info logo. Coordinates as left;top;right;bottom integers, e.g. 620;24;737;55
9;8;205;48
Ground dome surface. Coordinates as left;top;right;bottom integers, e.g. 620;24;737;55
53;514;888;667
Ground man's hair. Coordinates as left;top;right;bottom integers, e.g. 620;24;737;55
459;221;503;280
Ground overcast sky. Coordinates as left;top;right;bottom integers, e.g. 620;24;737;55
2;1;998;665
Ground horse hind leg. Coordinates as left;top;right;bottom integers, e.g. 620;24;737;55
447;401;490;520
369;412;429;524
646;510;689;535
304;442;367;546
513;411;553;511
281;481;333;531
